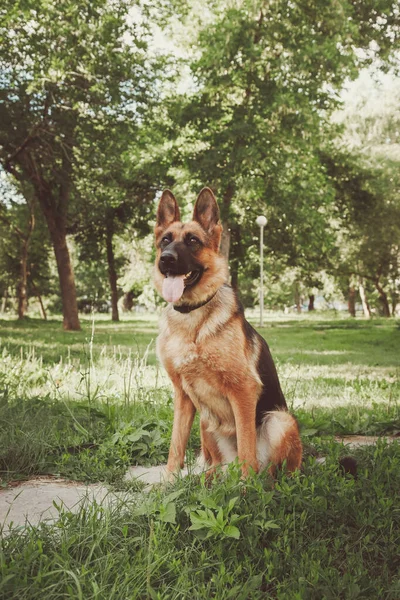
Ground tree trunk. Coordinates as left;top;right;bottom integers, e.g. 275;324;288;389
230;259;239;291
16;124;81;330
17;246;28;319
1;288;8;313
106;217;119;322
390;288;398;316
122;291;134;312
31;282;47;320
348;286;356;317
229;225;241;291
358;278;371;319
374;278;391;317
308;294;315;311
294;282;302;313
37;292;47;320
220;220;231;262
46;220;80;330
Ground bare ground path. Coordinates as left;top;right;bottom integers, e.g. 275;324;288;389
1;465;173;529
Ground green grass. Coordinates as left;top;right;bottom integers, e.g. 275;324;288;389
0;315;399;483
1;442;400;599
1;314;400;598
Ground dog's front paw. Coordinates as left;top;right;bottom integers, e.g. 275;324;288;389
162;467;180;485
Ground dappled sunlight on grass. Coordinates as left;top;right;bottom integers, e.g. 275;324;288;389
0;315;398;412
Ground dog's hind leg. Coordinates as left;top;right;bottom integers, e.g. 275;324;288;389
258;411;302;475
200;419;222;478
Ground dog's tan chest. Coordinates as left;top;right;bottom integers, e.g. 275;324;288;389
157;324;237;435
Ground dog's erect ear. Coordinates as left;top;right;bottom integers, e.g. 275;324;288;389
193;187;220;233
156;190;180;229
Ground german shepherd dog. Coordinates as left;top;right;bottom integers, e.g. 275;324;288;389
154;187;302;480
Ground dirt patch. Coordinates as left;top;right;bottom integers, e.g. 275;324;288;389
335;435;397;447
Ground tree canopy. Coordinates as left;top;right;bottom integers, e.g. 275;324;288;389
0;0;399;320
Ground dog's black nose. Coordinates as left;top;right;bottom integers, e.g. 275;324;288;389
160;250;177;268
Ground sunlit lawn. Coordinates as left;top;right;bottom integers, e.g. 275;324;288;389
0;312;399;486
0;313;398;409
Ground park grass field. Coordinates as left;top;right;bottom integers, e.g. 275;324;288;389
0;314;399;599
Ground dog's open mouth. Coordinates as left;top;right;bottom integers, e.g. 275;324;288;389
162;269;202;303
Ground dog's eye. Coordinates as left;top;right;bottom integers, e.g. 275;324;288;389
188;235;200;245
161;236;172;246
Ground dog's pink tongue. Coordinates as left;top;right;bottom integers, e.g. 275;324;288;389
162;275;185;303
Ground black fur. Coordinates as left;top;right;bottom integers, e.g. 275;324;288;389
158;241;202;277
255;337;287;426
233;289;287;427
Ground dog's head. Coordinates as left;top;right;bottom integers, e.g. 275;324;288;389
154;187;228;305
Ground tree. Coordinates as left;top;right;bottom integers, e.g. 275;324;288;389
166;0;400;287
327;73;400;316
0;173;52;318
0;0;157;329
73;117;163;321
323;149;400;316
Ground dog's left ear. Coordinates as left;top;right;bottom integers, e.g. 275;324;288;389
193;187;222;251
193;187;220;232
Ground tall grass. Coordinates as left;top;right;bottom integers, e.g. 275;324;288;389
1;442;400;599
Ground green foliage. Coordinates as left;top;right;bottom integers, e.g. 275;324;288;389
0;0;166;326
110;419;170;465
166;0;400;284
189;494;246;540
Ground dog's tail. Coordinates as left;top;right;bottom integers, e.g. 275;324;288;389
259;412;358;478
309;445;358;477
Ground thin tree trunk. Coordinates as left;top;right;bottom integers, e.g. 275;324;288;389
17;241;28;319
358;278;371;319
105;218;119;322
229;224;242;291
1;288;8;313
348;286;356;317
374;278;391;317
16;207;34;319
308;294;315;311
37;292;47;320
230;259;239;290
390;287;398;316
294;282;302;313
31;281;47;320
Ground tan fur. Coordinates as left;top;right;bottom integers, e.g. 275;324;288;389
155;189;302;479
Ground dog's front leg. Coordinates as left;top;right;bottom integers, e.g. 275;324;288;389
228;383;259;477
166;381;196;477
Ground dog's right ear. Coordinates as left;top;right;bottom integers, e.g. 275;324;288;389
156;190;180;232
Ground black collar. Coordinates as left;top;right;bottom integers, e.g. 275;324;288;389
173;290;218;313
